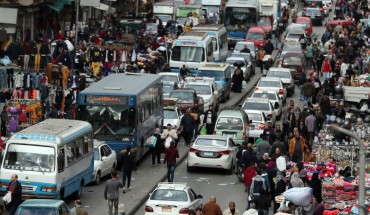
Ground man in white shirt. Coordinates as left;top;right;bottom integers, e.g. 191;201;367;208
161;124;178;148
223;201;241;215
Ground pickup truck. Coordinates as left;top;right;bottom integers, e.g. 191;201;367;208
343;86;370;107
169;88;205;113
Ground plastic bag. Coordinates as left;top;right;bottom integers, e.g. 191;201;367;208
165;137;173;148
145;136;157;148
283;187;312;206
0;56;11;66
2;191;11;204
276;156;286;171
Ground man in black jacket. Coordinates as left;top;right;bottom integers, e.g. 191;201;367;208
7;174;22;215
203;105;217;135
180;109;195;146
121;145;136;193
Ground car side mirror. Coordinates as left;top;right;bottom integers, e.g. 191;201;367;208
274;102;280;109
249;119;253;123
102;156;108;161
197;194;203;199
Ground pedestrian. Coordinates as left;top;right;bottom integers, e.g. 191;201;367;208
249;168;267;211
310;172;323;203
304;146;316;162
272;30;279;49
240;143;258;198
240;45;251;53
202;196;223;215
104;171;123;215
289;172;304;188
305;110;316;146
164;141;179;182
72;200;88;215
271;136;285;158
161;123;178;149
302;79;315;106
263;39;274;55
0;205;4;215
1;106;7;137
272;124;284;144
195;207;203;215
151;128;164;166
321;57;332;80
232;66;243;93
6;174;22;215
180;109;196;146
120;145;136;193
262;122;274;145
223;201;241;215
255;135;271;161
180;64;189;80
298;120;308;142
191;103;203;139
289;129;306;163
273;171;287;213
203;104;217;135
283;107;296;134
298;106;310;124
257;48;266;72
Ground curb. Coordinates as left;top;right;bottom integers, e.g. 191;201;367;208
127;150;189;215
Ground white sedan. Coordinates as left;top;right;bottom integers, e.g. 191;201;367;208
159;72;184;88
163;106;182;129
251;90;283;119
93;141;117;184
256;77;287;104
187;135;238;174
145;182;203;215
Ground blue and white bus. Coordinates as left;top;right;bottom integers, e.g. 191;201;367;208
192;24;229;62
0;119;94;199
224;0;260;48
170;32;213;74
77;73;163;160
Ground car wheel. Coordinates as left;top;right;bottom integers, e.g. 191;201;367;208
111;163;116;173
187;164;194;172
95;171;101;185
227;163;234;175
74;181;84;199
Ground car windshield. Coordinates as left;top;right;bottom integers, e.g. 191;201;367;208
258;19;271;26
15;207;56;215
226;59;245;65
163;84;175;93
93;148;99;161
246;32;263;40
247;113;263;122
197;70;224;81
243;101;270;111
156;15;172;22
164;109;178;119
170;91;193;103
3;144;55;173
286;33;303;39
160;75;178;83
171;46;205;62
195;138;227;147
252;92;277;101
234;43;255;52
282;44;301;52
150;189;188;201
258;80;281;87
185;84;211;95
78;106;137;140
283;57;302;65
297;21;310;28
216;117;243;130
224;8;257;31
267;71;291;79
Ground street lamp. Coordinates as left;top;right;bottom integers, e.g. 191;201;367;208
330;124;366;215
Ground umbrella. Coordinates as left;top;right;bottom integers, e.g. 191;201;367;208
233;61;245;67
64;40;74;52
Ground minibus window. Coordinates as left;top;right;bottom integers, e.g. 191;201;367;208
58;148;65;172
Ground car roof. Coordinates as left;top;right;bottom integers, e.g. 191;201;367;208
245;97;270;103
235;41;255;46
260;77;281;81
185;82;212;86
93;139;107;148
19;199;65;207
159;72;179;76
218;109;244;117
226;57;246;61
197;135;229;141
157;182;188;190
283;52;304;57
268;67;291;72
248;27;264;32
296;16;311;21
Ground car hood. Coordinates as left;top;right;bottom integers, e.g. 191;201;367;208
199;94;212;102
164;118;179;127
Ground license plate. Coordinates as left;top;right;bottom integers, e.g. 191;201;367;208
223;133;235;138
204;151;214;156
161;206;172;212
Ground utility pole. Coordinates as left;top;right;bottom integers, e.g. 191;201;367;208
75;0;80;52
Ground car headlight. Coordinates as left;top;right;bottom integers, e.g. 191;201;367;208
41;186;56;192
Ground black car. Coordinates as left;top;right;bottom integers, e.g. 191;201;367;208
303;7;324;26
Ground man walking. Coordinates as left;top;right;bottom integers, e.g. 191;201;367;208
255;135;271;161
120;145;136;193
289;129;306;163
203;104;217;135
202;196;223;215
223;201;241;215
164;141;179;182
305;111;316;146
161;123;178;148
104;171;123;215
7;174;22;215
302;79;315;106
180;109;196;146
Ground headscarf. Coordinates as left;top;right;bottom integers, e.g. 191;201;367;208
290;172;304;188
276;171;287;184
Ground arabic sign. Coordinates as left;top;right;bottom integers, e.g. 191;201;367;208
85;95;129;105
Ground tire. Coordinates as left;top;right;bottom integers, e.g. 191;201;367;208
74;181;83;199
95;171;101;185
227;163;234;175
111;163;116;173
187;164;194;172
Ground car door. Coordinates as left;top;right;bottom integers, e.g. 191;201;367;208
189;188;202;209
102;145;113;176
229;139;238;165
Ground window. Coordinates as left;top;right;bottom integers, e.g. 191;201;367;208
102;145;112;157
58;148;65;173
188;189;195;202
67;142;76;164
75;138;84;159
83;133;93;155
58;203;70;215
220;33;228;49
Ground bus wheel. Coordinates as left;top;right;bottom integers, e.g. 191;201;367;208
75;181;83;199
95;171;101;185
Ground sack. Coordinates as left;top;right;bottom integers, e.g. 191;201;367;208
2;191;11;204
200;125;207;135
145;136;157;148
276;156;286;171
164;137;173;148
0;56;11;66
283;187;312;206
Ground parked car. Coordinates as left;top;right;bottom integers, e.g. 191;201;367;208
144;182;203;214
302;7;324;25
242;97;277;126
214;107;250;144
295;16;313;35
251;90;283;119
187;135;238;173
246;27;266;49
255;77;287;103
15;199;76;215
281;52;306;82
233;41;257;60
266;67;295;95
244;110;268;142
93;141;117;184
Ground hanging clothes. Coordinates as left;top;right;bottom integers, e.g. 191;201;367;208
19;104;27;122
91;62;100;76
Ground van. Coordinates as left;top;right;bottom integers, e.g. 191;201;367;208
214;107;250;144
197;63;232;102
326;20;354;32
304;0;323;9
246;27;266;49
296;16;313;36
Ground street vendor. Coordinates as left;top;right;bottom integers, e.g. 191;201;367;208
318;164;332;179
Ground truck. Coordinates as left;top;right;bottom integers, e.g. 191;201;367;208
259;0;279;32
153;1;183;26
343;86;370;108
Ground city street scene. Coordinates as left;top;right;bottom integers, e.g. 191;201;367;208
0;0;369;214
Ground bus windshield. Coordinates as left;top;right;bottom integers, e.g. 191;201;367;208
3;144;55;173
79;106;136;140
224;7;257;31
171;46;205;62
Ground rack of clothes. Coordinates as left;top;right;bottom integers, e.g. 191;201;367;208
6;99;43;133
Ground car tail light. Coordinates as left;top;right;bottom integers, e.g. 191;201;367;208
219;150;231;155
267;114;272;119
243;133;247;139
245;124;249;130
213;131;216;135
255;87;259;91
304;6;307;10
260;123;265;129
145;206;154;212
320;7;323;10
278;89;283;94
180;208;190;214
190;147;201;153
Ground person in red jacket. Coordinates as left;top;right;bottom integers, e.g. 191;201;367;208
164;141;179;182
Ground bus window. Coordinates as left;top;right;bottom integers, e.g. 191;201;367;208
212;37;218;51
83;133;93;154
75;138;84;159
67;142;76;164
58;148;65;172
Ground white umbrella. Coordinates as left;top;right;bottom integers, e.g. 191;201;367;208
64;40;74;52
